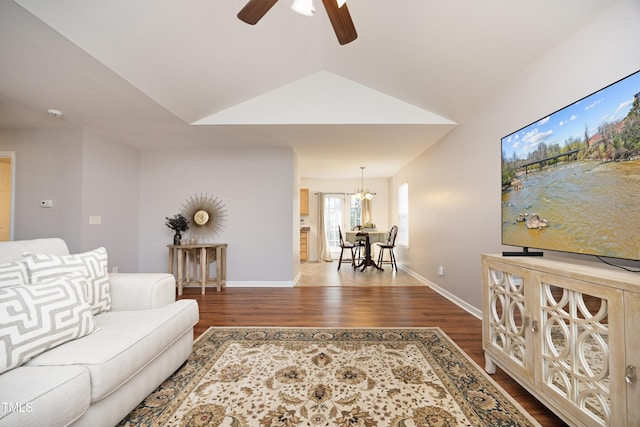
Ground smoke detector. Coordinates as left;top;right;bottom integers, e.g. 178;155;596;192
47;109;63;118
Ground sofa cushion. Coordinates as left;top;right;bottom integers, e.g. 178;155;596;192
0;276;98;374
24;247;111;315
0;238;69;264
0;365;90;427
25;299;199;402
0;260;28;289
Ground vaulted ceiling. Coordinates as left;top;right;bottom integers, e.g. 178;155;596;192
0;0;619;178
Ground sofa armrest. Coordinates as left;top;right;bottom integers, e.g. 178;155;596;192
108;273;176;311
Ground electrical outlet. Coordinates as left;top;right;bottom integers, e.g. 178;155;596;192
40;199;53;208
437;265;445;276
89;216;102;225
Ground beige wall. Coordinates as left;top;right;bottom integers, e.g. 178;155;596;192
392;0;640;311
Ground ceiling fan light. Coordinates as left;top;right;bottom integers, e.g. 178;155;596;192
336;0;347;7
291;0;315;16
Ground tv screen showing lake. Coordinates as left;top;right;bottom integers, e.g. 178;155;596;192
501;70;640;261
502;160;640;260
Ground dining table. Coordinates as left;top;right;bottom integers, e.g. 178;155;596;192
345;230;388;271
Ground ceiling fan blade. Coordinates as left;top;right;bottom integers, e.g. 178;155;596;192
237;0;279;25
321;0;357;45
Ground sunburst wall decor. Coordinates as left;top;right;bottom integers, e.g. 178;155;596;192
181;193;227;242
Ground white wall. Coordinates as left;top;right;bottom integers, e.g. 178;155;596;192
138;146;296;284
293;153;301;279
300;177;389;262
1;129;300;285
0;128;83;250
393;0;640;311
0;127;141;271
81;128;140;272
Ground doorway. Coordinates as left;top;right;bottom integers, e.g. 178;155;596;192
0;152;15;241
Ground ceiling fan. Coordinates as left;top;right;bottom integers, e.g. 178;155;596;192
237;0;357;45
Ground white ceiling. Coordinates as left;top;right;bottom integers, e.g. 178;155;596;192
0;0;619;179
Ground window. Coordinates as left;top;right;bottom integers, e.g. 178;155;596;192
397;182;409;246
349;197;362;230
324;195;362;258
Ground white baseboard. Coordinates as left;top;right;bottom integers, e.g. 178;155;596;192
226;281;295;288
224;271;301;288
293;270;302;286
400;266;482;320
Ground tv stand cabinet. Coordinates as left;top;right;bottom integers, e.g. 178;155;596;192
481;254;639;427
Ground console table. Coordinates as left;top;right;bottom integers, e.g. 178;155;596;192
168;243;227;295
481;254;639;426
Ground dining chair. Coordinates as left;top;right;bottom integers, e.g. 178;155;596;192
351;225;365;263
376;225;398;271
337;226;356;271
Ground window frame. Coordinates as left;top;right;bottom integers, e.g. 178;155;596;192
397;182;409;247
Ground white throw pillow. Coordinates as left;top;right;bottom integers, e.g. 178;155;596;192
0;276;97;374
24;247;111;315
0;261;28;289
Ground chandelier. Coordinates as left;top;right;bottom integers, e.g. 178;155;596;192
352;166;374;200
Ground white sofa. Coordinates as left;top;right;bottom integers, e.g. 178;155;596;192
0;238;199;427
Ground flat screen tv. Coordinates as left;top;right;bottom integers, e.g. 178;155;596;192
501;69;640;261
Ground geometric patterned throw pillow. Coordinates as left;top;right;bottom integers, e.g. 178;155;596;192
0;276;97;374
24;247;111;315
0;261;29;289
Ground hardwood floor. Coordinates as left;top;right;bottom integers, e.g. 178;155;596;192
177;261;567;426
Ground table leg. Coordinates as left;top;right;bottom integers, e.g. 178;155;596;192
356;236;383;271
200;247;207;295
221;246;227;289
168;247;174;275
216;246;222;291
177;248;184;296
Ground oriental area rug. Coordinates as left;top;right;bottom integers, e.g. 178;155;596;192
119;327;541;427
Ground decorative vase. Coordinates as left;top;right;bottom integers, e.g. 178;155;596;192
173;231;182;245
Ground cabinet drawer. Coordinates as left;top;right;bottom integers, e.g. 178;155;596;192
300;230;309;261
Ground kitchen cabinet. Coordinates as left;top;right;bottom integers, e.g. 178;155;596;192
300;227;309;262
300;188;309;216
